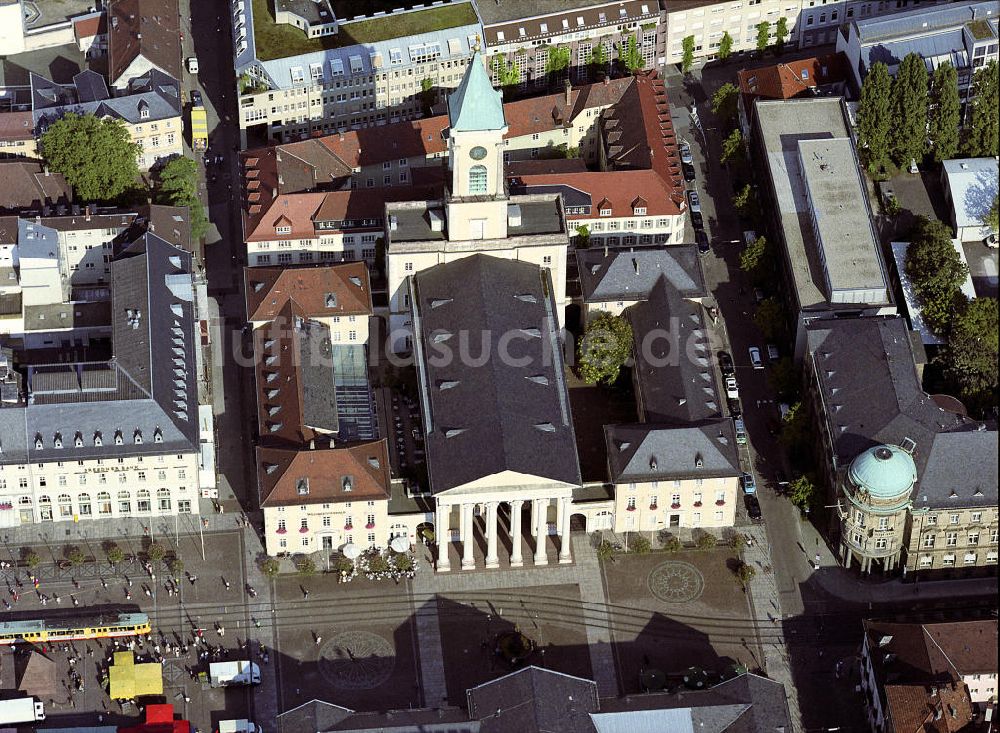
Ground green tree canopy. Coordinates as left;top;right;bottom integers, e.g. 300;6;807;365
40;113;140;201
775;17;789;48
545;45;571;75
788;474;818;511
590;41;608;73
905;216;969;334
964;59;999;157
928;61;960;162
986;193;999;233
755;21;771;52
753;297;786;341
767;356;800;401
732;183;756;218
857;62;893;175
682;35;696;73
891;53;929;167
578;312;633;385
938;297;999;416
720;128;745;163
739;235;770;276
718;31;733;61
491;55;520;88
711;82;740;126
155;157;209;240
260;557;281;578
618;34;645;73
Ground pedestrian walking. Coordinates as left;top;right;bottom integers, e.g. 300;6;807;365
315;635;322;645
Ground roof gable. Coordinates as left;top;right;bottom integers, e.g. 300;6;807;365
258;440;390;506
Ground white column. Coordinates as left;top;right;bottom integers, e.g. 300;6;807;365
435;502;450;572
534;498;548;566
510;500;524;568
462;503;475;569
485;501;500;568
558;496;572;563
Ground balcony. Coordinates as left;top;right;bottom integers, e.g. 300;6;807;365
693;501;703;508
715;499;726;506
365;522;375;529
299;526;309;533
344;524;353;531
276;527;287;535
670;503;681;510
626;505;636;512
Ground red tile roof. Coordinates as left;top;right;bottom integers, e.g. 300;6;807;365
737;53;850;101
318;116;449;167
312;184;442;224
245;262;372;322
74;12;107;40
257;440;390;507
516;169;682;218
244;193;325;241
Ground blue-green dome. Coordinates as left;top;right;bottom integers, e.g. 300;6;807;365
848;445;916;498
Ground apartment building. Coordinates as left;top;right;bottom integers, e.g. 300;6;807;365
0;232;202;529
861;619;998;732
31;69;183;171
837;0;1000;96
0;162;71;215
233;0;481;144
0;111;38;160
478;0;664;87
805;317;998;579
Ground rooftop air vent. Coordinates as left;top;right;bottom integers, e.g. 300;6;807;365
514;293;537;303
430;298;453;309
444;428;466;438
342;476;353;492
325;293;337;308
437;380;460;390
296;478;309;495
368;457;380;469
525;374;549;385
534;422;556;432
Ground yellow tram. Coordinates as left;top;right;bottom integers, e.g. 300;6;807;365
0;612;150;644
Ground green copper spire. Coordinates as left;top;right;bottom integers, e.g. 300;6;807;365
448;51;506;132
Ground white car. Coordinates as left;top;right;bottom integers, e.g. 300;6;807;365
748;347;764;369
187;56;199;74
725;376;739;399
679;141;693;165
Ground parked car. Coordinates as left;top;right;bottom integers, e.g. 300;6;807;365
734;417;747;445
717;350;734;376
190;89;203;107
741;472;757;495
687;189;701;213
766;343;780;362
748;346;764;369
696;229;710;255
679;141;693;165
691;210;704;229
728;398;742;417
742;230;757;247
683;162;696;182
778;402;792;420
745;494;763;521
725;376;739;399
186;56;199;74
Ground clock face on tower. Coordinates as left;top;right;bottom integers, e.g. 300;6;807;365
469;146;488;160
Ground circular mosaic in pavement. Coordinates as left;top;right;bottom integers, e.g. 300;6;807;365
647;561;705;603
318;630;395;690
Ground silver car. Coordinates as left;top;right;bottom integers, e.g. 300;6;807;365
749;346;764;369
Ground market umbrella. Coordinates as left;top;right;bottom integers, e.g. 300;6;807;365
390;536;410;553
342;543;361;560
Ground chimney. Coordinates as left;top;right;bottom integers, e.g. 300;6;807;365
564;77;572;106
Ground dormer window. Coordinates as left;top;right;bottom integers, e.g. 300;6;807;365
133;430;143;445
114;430;124;446
275;225;291;234
325;292;337;308
34;434;43;450
54;433;63;449
74;432;84;448
153;428;163;444
342;475;353;492
139;106;149;120
94;431;103;447
634;206;646;215
296;478;309;496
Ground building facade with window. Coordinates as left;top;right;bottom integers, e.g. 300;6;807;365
233;0;482;145
836;1;999;97
479;0;664;87
0;233;203;529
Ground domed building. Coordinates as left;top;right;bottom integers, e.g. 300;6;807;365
838;444;917;574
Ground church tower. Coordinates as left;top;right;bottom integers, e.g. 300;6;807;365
445;51;510;241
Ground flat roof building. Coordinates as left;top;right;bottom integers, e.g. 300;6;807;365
752;96;895;358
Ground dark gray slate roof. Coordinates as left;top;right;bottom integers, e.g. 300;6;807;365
605;420;740;483
31;69;180;129
413;254;581;493
297;320;340;434
578;245;706;304
73;70;110;103
1;233;199;465
806;317;996;509
807;317;977;467
467;666;599;733
597;674;793;733
628;275;720;425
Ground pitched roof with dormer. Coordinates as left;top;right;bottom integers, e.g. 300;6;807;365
576;245;706;305
245;263;372;322
511;169;683;219
605;421;740;484
258;439;390;507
